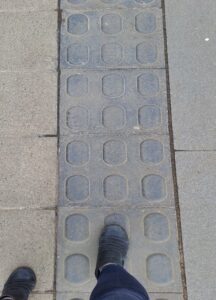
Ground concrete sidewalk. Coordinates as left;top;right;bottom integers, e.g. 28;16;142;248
165;0;216;298
0;1;58;300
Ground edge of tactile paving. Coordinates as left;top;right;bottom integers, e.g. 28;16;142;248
56;207;182;294
61;0;161;10
161;0;188;299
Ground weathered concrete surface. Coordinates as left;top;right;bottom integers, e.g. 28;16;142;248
0;0;57;11
0;72;57;136
176;152;216;299
0;11;57;70
0;0;57;298
30;295;53;300
0;210;55;292
0;138;57;209
30;294;53;300
166;0;216;298
166;0;216;150
57;292;183;300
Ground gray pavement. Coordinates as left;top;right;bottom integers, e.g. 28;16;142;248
0;1;58;299
0;0;216;300
0;210;55;291
166;0;216;298
166;0;216;150
0;11;57;71
0;138;57;209
175;152;216;300
0;72;57;137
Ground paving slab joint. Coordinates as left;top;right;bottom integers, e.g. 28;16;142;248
54;1;62;300
161;1;188;299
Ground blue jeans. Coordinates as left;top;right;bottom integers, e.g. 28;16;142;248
90;265;150;300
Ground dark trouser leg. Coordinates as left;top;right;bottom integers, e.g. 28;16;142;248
90;264;149;300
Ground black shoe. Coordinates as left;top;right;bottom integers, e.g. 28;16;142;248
1;267;36;300
95;224;129;278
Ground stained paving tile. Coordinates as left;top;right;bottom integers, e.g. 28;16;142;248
60;8;164;69
58;0;182;296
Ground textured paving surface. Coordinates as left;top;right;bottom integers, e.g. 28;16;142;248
57;0;183;299
60;8;165;69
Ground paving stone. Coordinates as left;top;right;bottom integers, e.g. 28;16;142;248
60;69;168;136
149;294;183;300
59;134;174;208
0;137;57;209
57;207;181;293
176;152;216;299
61;0;161;9
0;11;57;70
166;0;216;150
0;210;55;292
57;293;183;300
30;295;53;300
60;8;164;69
0;71;57;137
0;0;57;11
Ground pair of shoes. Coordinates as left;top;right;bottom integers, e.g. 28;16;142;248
1;225;128;300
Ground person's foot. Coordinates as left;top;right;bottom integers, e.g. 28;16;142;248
1;267;36;300
95;224;129;278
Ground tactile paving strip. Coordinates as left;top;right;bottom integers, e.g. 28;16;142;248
60;69;168;136
57;207;181;293
57;0;183;299
60;8;165;69
59;134;174;208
